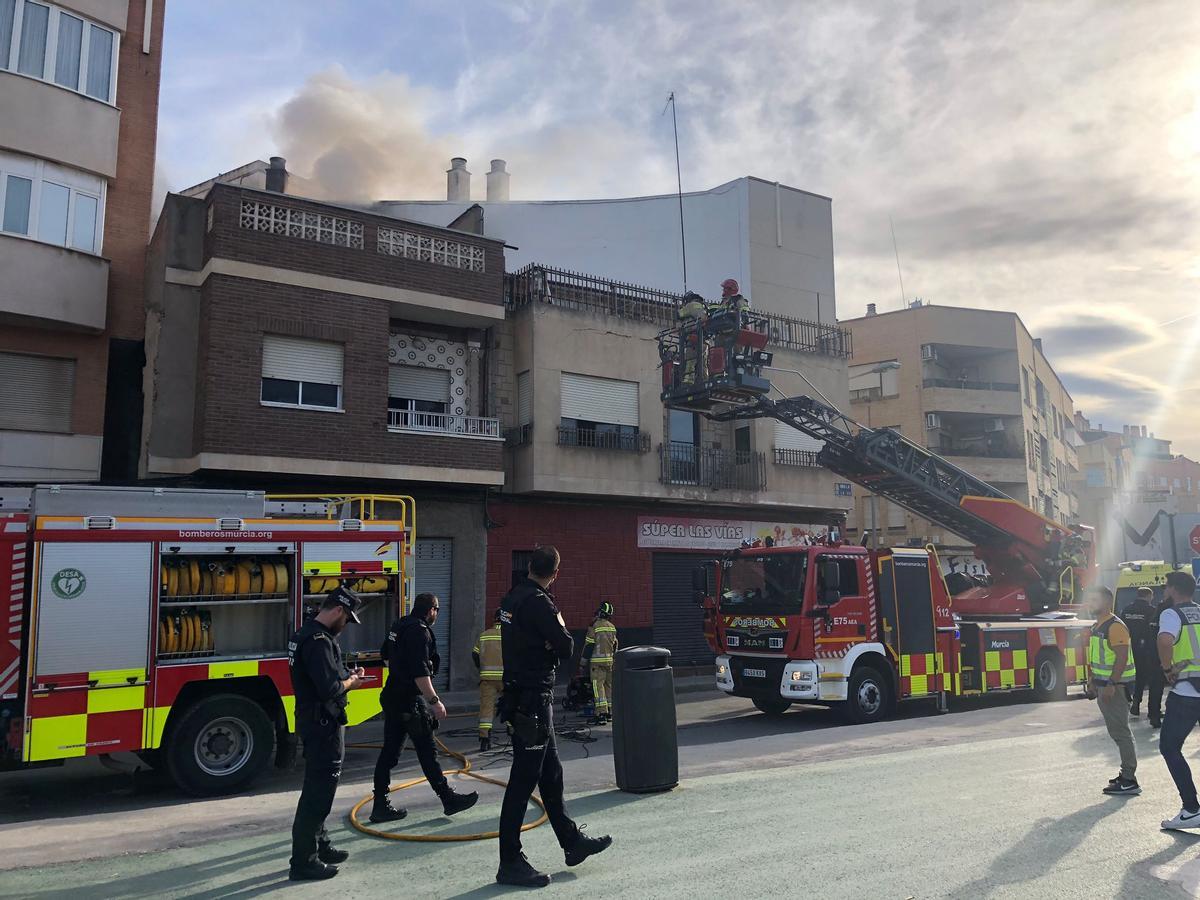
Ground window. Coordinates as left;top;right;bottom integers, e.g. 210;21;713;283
511;551;534;589
516;371;531;427
260;335;343;410
887;500;906;529
1085;465;1106;488
1035;377;1046;413
1160;476;1169;488
388;364;450;428
1022;368;1031;406
1027;431;1036;470
722;554;808;613
1039;435;1051;473
0;151;104;252
1;1;117;102
735;426;751;460
0;351;74;432
1051;405;1059;437
816;555;860;598
559;372;639;449
1175;478;1182;490
669;408;699;447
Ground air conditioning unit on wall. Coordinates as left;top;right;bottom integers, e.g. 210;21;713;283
926;413;941;429
921;344;938;361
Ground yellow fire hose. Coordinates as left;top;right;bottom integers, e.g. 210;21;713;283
347;736;549;842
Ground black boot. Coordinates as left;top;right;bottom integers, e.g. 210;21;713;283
564;826;613;866
369;795;408;823
480;735;492;752
289;860;339;881
1150;714;1162;729
497;853;551;888
318;842;349;864
442;787;479;816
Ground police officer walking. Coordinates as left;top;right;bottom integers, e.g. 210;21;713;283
1123;587;1161;722
496;546;612;888
287;585;365;881
370;592;478;824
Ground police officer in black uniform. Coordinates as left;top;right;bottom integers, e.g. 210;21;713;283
369;592;478;823
1125;586;1159;720
287;585;365;881
496;546;612;888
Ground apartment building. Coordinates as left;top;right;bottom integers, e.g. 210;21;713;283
842;303;1079;549
140;178;507;689
0;0;163;482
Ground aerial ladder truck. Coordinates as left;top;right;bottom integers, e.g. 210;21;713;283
657;309;1096;722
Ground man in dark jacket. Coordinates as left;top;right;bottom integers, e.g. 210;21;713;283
1124;587;1163;724
370;592;478;823
495;546;612;888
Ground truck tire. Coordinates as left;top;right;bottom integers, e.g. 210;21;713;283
752;695;792;716
165;694;275;796
1033;650;1068;702
843;665;890;724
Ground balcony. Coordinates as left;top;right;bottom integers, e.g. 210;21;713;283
0;70;120;178
922;378;1021;417
0;234;108;331
659;444;766;491
388;409;501;438
557;426;650;453
773;448;822;468
937;447;1028;486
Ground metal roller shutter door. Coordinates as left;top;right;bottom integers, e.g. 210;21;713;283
0;352;74;433
560;372;638;426
652;553;715;667
415;538;452;690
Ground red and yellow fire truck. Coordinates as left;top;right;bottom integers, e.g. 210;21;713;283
658;316;1097;722
0;486;412;794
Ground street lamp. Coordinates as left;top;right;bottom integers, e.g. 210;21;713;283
865;361;902;548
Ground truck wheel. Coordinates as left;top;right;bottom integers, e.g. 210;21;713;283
752;696;792;716
165;694;274;796
1033;651;1068;702
843;665;890;724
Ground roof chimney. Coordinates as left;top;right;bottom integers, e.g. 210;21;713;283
266;157;288;194
1142;425;1148;438
1033;337;1043;353
486;159;510;202
447;157;471;202
1123;425;1129;435
866;302;877;317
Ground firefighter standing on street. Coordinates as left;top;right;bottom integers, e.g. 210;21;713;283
287;586;365;881
474;608;504;752
370;592;478;824
1085;586;1139;796
1156;571;1200;830
496;546;612;888
583;602;618;724
1124;586;1162;723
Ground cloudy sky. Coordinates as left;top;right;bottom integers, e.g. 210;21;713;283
158;0;1200;455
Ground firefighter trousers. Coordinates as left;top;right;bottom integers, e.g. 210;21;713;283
591;663;614;713
290;718;345;868
479;679;502;738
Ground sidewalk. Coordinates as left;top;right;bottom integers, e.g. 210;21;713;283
440;674;716;715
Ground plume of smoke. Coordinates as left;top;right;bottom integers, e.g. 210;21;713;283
272;66;454;202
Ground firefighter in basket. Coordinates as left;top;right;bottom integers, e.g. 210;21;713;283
473;607;504;752
583;602;619;724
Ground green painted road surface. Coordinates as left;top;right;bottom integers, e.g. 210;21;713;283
4;692;1200;898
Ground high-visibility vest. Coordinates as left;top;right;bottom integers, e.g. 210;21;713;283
1168;602;1200;681
1089;616;1136;683
586;618;618;665
474;626;503;681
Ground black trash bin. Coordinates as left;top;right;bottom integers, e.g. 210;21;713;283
612;645;678;793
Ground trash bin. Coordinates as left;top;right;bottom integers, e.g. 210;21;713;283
612;645;678;793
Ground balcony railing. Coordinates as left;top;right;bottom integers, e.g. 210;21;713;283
506;263;852;359
505;423;533;447
659;444;766;491
773;448;822;468
937;445;1024;460
388;409;501;438
923;378;1020;392
557;426;650;453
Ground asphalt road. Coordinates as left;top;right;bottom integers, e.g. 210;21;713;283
3;688;1200;898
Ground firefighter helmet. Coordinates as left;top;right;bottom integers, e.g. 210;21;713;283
597;601;614;619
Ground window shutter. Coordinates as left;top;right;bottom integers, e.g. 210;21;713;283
388;365;450;403
0;352;74;432
262;336;343;385
516;371;532;425
773;420;823;453
887;501;906;528
560;372;638;427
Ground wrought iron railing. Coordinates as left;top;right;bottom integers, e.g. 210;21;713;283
388;409;501;438
557;426;650;453
659;444;766;491
937;445;1024;460
773;448;822;467
505;423;534;447
505;263;852;358
922;378;1020;392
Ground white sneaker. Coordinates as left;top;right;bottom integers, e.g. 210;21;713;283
1161;808;1200;830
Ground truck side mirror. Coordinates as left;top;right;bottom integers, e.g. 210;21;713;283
821;560;841;605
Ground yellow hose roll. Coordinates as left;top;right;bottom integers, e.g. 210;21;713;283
160;564;169;594
235;562;252;595
249;562;263;595
261;562;277;594
275;563;289;594
221;566;236;596
164;616;175;654
201;611;212;652
188;560;201;596
159;618;167;652
166;565;179;598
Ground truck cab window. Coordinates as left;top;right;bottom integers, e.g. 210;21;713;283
816;556;860;598
721;554;806;613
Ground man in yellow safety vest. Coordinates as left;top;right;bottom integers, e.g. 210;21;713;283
473;609;504;752
1157;570;1200;830
583;602;618;724
1086;586;1140;796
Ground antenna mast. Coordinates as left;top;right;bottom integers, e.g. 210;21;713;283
890;215;906;308
665;91;688;291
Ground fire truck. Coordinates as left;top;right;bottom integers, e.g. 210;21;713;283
658;313;1096;723
0;486;412;794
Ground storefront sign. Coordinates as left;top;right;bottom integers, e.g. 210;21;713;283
637;516;829;550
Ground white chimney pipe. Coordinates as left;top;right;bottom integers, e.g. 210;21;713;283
866;302;877;317
486;159;510;202
447;157;471;202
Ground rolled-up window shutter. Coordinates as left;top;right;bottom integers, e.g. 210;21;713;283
0;352;74;432
560;372;638;427
516;371;531;425
773;420;823;453
388;365;450;402
262;336;343;385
